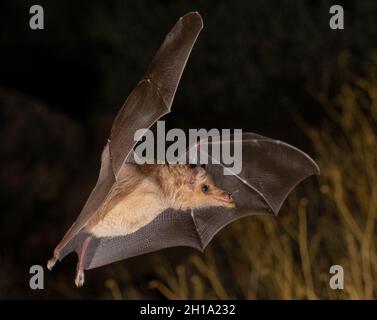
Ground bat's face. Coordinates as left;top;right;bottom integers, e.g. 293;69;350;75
176;166;235;210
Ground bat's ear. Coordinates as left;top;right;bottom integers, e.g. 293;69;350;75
194;165;206;178
188;166;206;187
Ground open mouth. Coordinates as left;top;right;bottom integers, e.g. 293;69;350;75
214;197;235;208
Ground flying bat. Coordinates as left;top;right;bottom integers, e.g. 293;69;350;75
47;12;319;287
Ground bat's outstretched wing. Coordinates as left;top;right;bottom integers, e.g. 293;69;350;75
81;133;319;270
187;132;320;248
51;12;203;261
110;12;203;175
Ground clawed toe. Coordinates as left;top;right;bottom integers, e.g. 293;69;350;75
47;256;58;270
75;269;85;287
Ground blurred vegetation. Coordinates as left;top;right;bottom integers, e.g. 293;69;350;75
0;0;377;298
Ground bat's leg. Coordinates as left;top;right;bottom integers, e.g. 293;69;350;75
75;236;92;287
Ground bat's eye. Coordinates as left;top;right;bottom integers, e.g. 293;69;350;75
201;184;209;194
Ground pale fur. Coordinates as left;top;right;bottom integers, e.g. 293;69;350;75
86;164;233;238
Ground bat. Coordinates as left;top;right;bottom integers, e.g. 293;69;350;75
47;12;319;287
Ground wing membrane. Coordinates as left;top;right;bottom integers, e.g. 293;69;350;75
78;133;319;267
51;12;203;260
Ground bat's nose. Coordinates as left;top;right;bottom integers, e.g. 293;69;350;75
215;191;235;208
223;191;235;208
221;191;232;200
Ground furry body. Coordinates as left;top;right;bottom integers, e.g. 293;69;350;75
86;164;233;237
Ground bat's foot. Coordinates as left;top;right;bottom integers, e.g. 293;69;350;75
75;268;85;287
74;236;91;287
47;255;58;270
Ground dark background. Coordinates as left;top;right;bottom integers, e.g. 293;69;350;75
0;0;376;298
